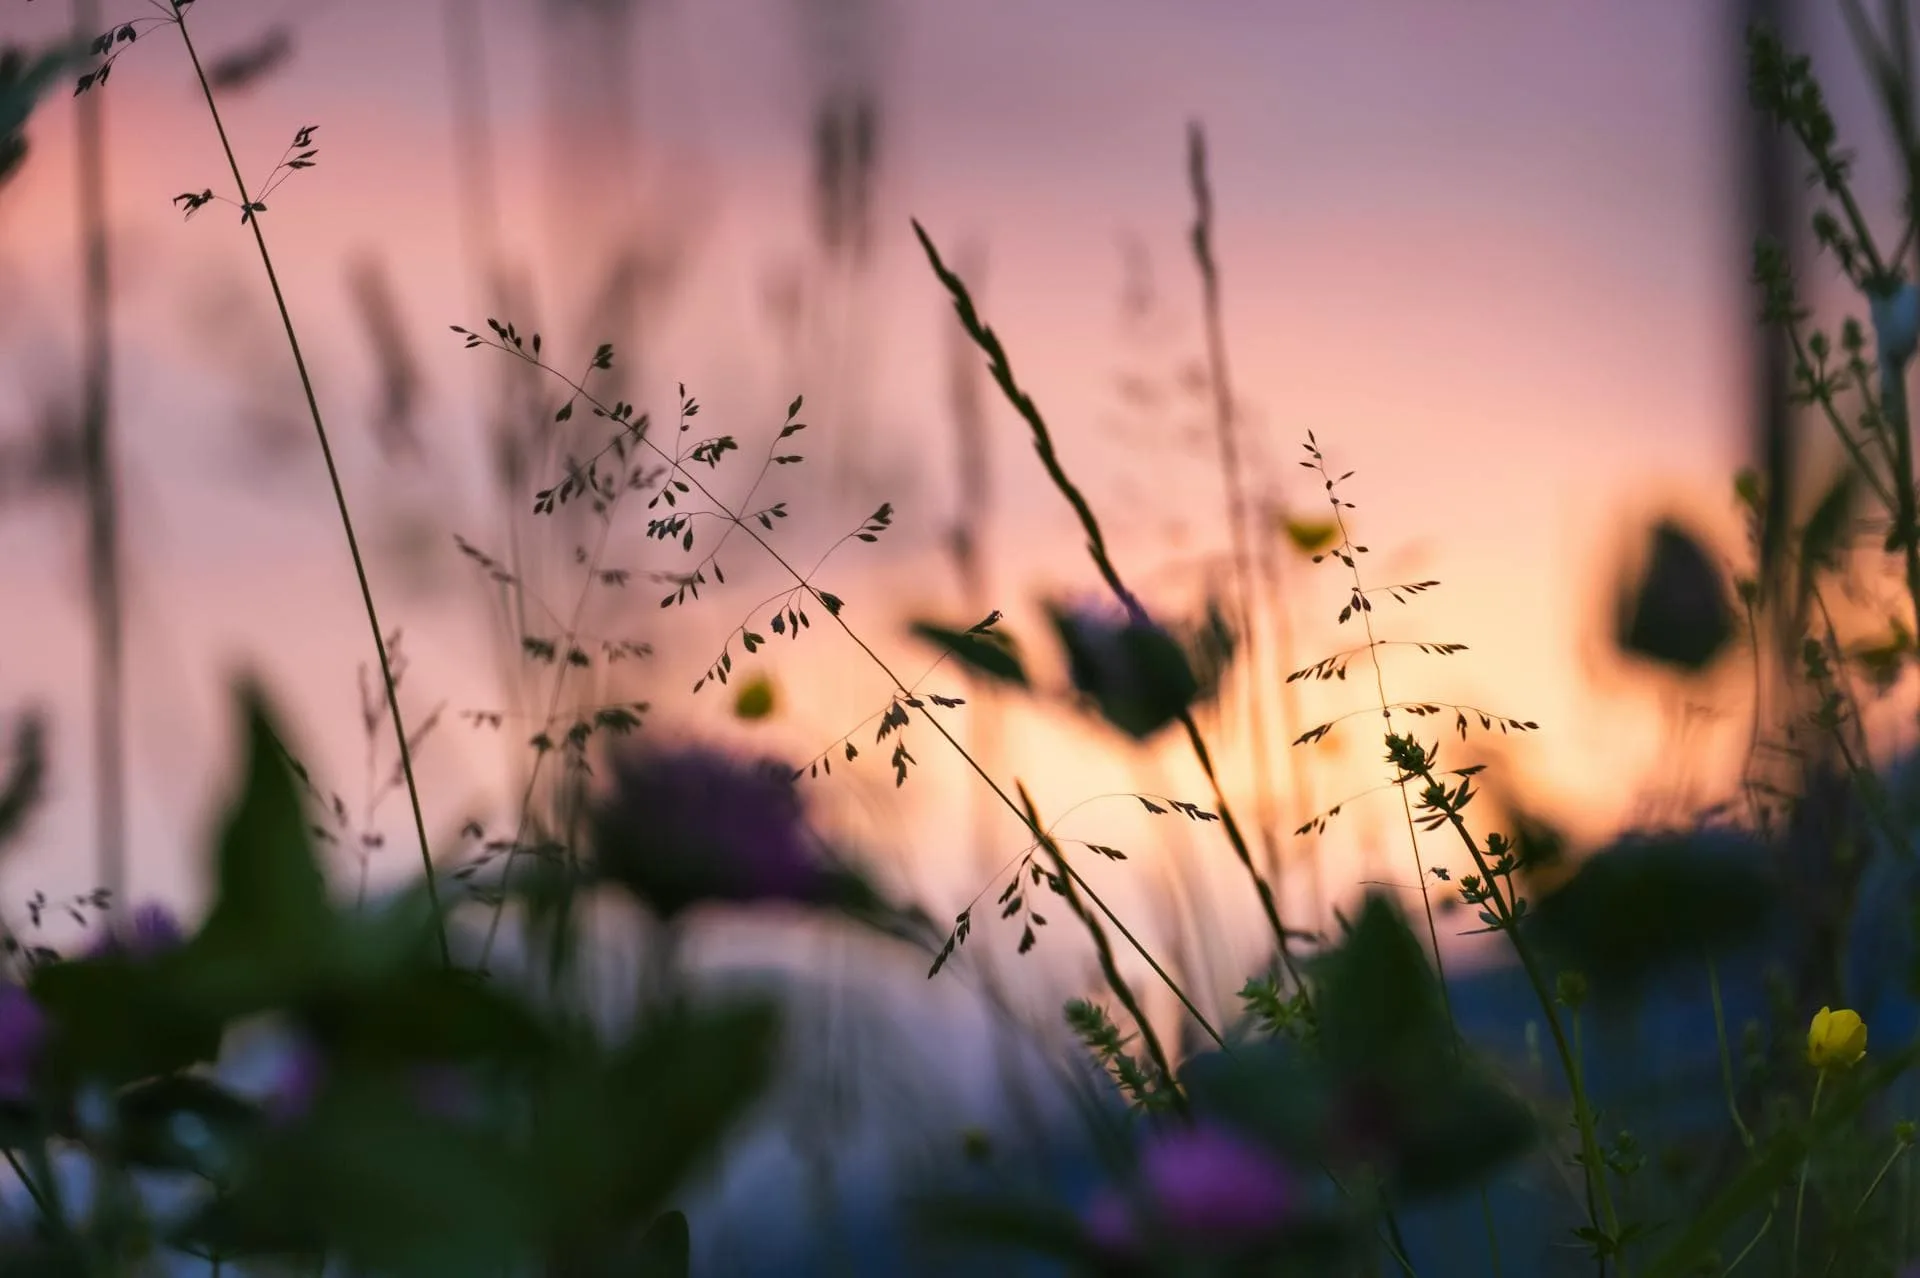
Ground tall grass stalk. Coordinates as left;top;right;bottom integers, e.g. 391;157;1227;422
1185;122;1301;915
72;0;126;923
913;218;1305;995
169;6;448;964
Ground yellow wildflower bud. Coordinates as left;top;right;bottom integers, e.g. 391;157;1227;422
733;674;777;722
1807;1006;1868;1072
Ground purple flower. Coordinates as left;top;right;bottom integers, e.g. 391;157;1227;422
264;1038;326;1126
592;744;825;917
86;902;185;961
1083;1124;1299;1257
0;985;46;1103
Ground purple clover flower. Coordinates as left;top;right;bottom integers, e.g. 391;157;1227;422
86;902;185;961
593;744;825;918
0;984;46;1103
1083;1123;1299;1258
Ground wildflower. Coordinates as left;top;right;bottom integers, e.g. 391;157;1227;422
592;744;825;918
733;673;777;721
1082;1123;1299;1257
1807;1006;1868;1073
264;1037;326;1126
86;902;185;960
0;984;46;1102
1048;599;1199;740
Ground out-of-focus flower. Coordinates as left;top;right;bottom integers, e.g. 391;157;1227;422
86;902;185;960
1083;1123;1299;1257
1049;599;1199;740
592;744;825;918
264;1037;326;1126
1808;1006;1868;1073
733;673;778;721
0;984;46;1102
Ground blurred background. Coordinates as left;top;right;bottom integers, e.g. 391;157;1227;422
0;0;1908;1267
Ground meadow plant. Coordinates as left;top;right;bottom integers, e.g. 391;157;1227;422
25;1;1920;1275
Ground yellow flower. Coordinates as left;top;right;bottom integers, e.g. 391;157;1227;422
733;674;777;722
1807;1006;1868;1072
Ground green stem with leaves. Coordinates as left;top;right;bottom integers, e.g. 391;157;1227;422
1397;741;1624;1272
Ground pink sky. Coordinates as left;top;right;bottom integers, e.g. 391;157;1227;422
0;0;1891;988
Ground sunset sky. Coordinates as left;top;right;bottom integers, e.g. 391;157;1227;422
0;0;1901;993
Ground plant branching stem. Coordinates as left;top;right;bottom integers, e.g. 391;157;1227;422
173;10;449;965
472;338;1225;1050
1407;754;1625;1273
1022;783;1187;1113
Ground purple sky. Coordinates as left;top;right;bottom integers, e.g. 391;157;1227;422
0;0;1900;983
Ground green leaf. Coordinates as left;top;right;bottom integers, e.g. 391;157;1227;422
909;621;1029;688
195;685;330;976
191;1075;540;1278
0;712;45;852
30;957;223;1086
535;999;779;1251
0;42;81;189
312;965;554;1070
629;1210;691;1278
1642;1042;1920;1278
1382;1063;1536;1196
1798;466;1860;597
1310;893;1453;1070
1525;832;1777;996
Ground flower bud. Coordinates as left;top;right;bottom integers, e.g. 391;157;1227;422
1807;1005;1868;1073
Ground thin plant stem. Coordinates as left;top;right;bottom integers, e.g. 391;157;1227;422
1816;1127;1911;1277
73;0;128;924
1725;1209;1775;1274
1302;446;1504;1269
1185;122;1290;897
1792;1071;1827;1276
1710;958;1756;1149
1021;783;1186;1114
476;468;626;973
3;1149;50;1225
170;8;448;964
1402;747;1625;1272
